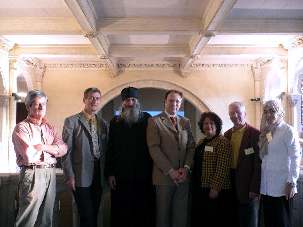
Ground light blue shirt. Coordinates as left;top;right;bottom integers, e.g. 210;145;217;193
260;121;301;197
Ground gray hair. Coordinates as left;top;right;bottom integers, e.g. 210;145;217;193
25;90;48;108
229;101;246;112
263;99;284;118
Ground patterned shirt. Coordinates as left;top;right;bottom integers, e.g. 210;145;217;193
198;135;232;191
260;121;301;196
12;116;67;166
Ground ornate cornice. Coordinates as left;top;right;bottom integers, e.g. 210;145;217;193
0;37;15;52
46;63;109;70
20;57;46;78
292;36;303;48
45;62;252;70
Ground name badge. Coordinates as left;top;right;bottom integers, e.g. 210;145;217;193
204;146;214;152
266;132;272;142
244;147;254;155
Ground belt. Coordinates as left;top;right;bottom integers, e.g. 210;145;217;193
22;164;56;169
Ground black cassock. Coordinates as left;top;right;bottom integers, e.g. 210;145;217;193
105;112;155;227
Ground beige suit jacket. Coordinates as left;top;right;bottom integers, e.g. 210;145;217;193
147;112;195;185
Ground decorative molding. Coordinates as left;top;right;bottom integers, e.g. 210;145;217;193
0;37;15;52
254;58;273;68
21;57;46;79
45;62;252;71
292;36;303;48
46;63;109;70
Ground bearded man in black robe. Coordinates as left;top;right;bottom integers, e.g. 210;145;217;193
105;87;154;227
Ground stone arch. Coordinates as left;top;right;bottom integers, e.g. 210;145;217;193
100;79;209;113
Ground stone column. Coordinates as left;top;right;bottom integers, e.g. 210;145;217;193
287;36;303;129
8;57;18;172
287;94;301;131
0;95;9;172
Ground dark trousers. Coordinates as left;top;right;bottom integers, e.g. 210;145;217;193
238;200;259;227
111;181;155;227
191;187;231;227
230;170;259;227
73;161;102;227
261;195;293;227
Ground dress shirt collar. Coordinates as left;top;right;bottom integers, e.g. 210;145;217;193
26;116;48;126
164;111;177;118
82;110;96;122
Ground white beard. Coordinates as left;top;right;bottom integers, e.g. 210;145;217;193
121;104;141;125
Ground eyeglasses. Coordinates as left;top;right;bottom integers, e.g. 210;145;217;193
87;96;101;101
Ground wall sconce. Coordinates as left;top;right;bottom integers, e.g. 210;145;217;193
250;97;261;102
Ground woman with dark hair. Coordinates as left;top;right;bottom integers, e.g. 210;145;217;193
191;112;232;227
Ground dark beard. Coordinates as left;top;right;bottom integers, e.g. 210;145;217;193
121;106;141;125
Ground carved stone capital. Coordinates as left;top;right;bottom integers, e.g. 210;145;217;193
20;57;46;80
0;37;15;52
287;94;301;107
254;58;273;68
292;36;303;48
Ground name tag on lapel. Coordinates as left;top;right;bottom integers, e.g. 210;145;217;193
205;146;214;152
244;147;254;155
266;132;272;142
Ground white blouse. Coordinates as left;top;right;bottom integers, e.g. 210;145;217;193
260;121;301;197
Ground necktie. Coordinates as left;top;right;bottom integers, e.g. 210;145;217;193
40;128;45;162
89;119;100;159
170;117;177;130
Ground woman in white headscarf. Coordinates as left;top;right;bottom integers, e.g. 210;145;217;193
259;99;301;227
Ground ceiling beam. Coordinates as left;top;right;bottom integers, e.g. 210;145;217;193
218;19;303;34
0;17;82;35
65;0;118;76
181;0;237;76
99;17;201;35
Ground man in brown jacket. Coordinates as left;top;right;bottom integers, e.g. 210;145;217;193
147;90;195;227
224;101;261;227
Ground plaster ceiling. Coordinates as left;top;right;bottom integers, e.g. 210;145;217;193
0;0;303;76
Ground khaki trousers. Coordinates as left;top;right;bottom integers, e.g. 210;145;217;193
155;183;189;227
15;167;56;227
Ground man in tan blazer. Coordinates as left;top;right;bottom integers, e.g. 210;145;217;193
147;90;195;227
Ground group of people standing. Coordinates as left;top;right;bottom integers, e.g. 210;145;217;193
12;87;301;227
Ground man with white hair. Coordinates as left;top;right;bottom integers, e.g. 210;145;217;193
12;90;67;227
259;99;301;227
224;101;261;227
105;87;154;227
